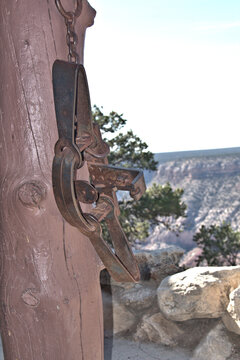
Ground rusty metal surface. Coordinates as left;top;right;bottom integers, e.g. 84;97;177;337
55;0;82;21
75;180;98;204
55;0;83;63
52;59;146;282
88;163;146;200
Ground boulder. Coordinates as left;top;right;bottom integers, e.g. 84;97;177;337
101;246;185;327
101;247;185;339
157;266;240;321
117;283;156;311
102;290;136;336
222;312;240;335
135;246;185;282
134;312;183;346
191;322;233;360
112;303;136;335
100;246;184;287
222;286;240;335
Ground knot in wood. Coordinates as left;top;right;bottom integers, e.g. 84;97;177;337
22;289;40;307
18;181;47;208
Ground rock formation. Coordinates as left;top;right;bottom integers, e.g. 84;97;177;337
102;247;240;359
157;266;240;321
144;147;240;251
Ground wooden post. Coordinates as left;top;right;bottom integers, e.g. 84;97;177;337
0;1;104;359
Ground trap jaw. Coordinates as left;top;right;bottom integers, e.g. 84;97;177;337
52;63;146;282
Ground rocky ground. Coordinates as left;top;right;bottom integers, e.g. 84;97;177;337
104;337;191;360
102;246;240;360
0;335;192;360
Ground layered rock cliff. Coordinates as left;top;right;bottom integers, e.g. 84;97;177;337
143;147;240;250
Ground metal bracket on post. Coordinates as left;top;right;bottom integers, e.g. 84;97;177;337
52;60;146;282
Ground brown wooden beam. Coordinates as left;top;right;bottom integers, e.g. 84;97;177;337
0;1;103;358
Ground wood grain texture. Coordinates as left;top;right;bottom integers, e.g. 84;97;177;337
0;1;103;359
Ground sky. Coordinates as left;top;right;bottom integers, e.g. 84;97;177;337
84;0;240;153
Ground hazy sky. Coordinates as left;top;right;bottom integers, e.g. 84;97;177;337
84;0;240;153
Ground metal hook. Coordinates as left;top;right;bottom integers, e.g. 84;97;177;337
55;0;82;21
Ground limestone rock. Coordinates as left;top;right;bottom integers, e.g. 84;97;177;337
117;283;156;311
112;303;136;335
222;312;240;335
227;286;240;322
101;246;184;291
100;247;184;287
102;290;136;336
134;312;183;346
191;322;233;360
222;286;240;335
157;266;240;321
135;246;185;282
101;247;184;322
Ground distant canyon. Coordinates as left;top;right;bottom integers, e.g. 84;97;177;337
142;147;240;252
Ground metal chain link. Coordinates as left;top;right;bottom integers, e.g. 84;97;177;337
65;15;80;63
55;0;82;63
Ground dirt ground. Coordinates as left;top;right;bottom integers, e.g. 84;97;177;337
104;337;192;360
0;337;192;359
